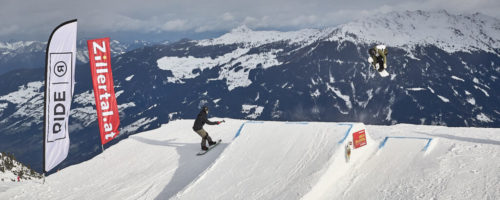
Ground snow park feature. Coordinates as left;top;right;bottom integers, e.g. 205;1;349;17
173;121;372;200
1;119;499;199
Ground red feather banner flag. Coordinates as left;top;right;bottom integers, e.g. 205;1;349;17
87;38;120;145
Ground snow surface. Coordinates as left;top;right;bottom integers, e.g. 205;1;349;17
0;154;20;183
115;90;124;98
0;81;43;105
451;76;465;82
327;84;352;109
467;97;476;105
474;85;490;97
476;113;493;123
125;75;134;81
0;103;7;114
157;48;249;83
0;41;37;50
437;95;450;103
241;105;264;119
217;49;282;91
0;81;44;126
157;48;282;90
1;120;499;200
406;87;426;91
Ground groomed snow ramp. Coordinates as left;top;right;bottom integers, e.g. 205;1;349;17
173;121;375;200
3;121;498;200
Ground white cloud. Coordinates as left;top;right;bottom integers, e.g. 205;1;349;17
100;14;149;32
222;12;235;21
161;19;189;31
243;16;258;25
289;15;318;26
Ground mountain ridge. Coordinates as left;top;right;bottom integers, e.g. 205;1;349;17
0;39;157;75
198;10;500;54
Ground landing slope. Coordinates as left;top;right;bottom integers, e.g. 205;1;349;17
0;119;242;199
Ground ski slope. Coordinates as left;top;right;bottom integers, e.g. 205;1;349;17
172;121;371;200
0;120;499;199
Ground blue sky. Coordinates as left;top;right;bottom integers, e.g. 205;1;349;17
1;0;499;42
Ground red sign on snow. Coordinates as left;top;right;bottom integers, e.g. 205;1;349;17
87;38;120;145
353;129;367;149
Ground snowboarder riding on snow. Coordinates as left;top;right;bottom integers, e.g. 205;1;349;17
368;45;388;72
193;106;222;151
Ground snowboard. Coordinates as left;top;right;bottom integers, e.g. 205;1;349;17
373;63;389;77
196;139;222;156
377;69;390;77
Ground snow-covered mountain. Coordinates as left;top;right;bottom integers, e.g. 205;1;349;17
1;120;498;199
0;152;42;182
0;41;46;75
331;10;500;53
75;39;158;64
0;10;499;175
0;39;156;74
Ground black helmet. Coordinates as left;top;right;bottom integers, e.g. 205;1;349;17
202;106;209;112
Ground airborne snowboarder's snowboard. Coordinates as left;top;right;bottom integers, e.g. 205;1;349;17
377;69;390;77
368;54;390;77
372;63;389;77
196;139;222;156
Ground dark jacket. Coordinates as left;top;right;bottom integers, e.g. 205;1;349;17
369;46;388;71
193;110;217;131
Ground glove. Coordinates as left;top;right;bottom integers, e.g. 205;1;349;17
384;64;387;69
217;121;221;125
368;57;373;63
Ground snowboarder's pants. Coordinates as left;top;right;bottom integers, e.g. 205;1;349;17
194;128;214;148
368;48;385;72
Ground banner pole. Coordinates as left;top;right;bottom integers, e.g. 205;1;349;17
101;144;105;153
43;173;45;184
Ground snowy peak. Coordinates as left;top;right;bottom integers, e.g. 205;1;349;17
198;25;326;47
230;25;253;33
331;10;500;53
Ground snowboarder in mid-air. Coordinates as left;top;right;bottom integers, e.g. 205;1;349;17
368;45;388;73
193;106;222;151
